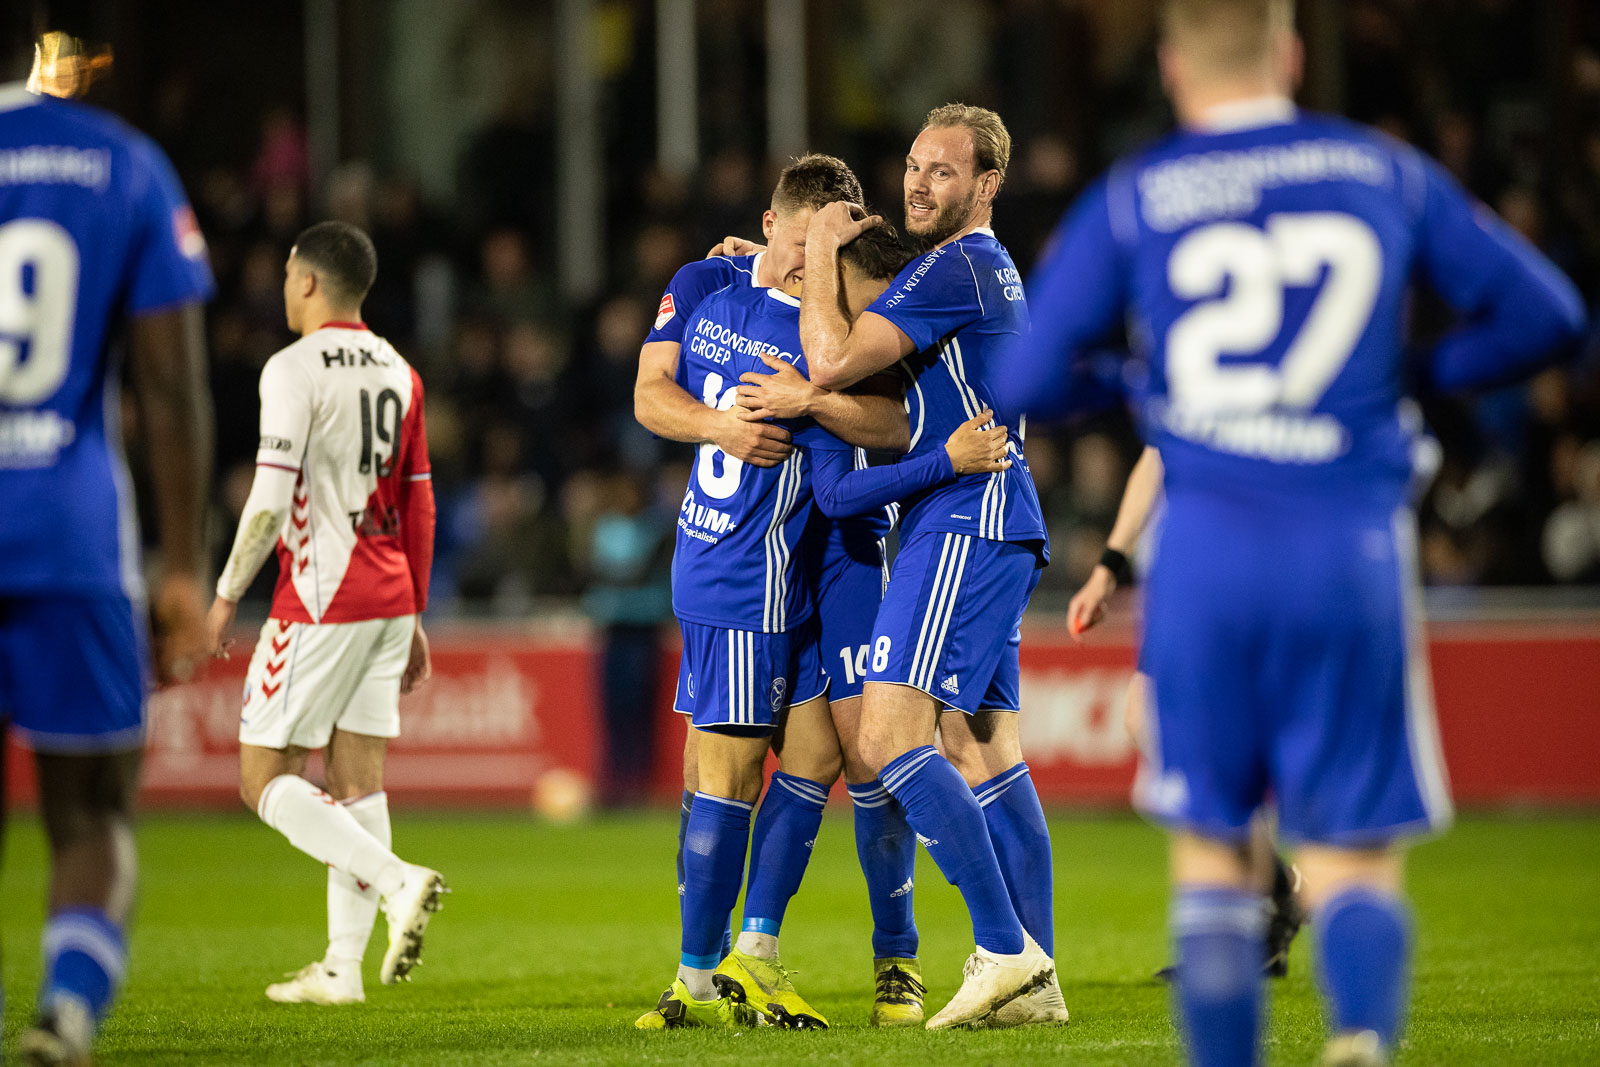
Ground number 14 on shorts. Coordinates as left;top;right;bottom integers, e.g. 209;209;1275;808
837;637;892;686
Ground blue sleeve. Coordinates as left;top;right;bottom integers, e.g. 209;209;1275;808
809;443;956;519
125;134;214;314
867;246;986;352
990;177;1130;421
645;256;754;346
1408;152;1587;392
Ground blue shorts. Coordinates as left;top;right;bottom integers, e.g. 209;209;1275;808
673;616;829;733
867;531;1039;714
1135;493;1453;847
814;532;885;702
0;595;149;753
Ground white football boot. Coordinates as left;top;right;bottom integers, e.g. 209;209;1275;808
925;932;1054;1030
979;971;1071;1028
380;863;449;984
266;959;366;1005
1319;1030;1390;1067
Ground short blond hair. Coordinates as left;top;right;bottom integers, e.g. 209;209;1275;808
922;103;1011;189
1161;0;1294;73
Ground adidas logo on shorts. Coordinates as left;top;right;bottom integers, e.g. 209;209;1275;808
940;675;960;696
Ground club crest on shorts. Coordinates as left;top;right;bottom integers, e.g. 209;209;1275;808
655;293;675;330
770;676;787;713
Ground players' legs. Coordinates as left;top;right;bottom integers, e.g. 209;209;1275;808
1297;844;1411;1056
321;730;391;973
836;693;919;965
679;727;769;1000
1169;831;1265;1067
740;694;839;960
31;747;141;1048
861;682;1027;958
942;709;1054;958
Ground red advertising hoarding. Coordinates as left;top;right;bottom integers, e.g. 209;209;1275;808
4;620;1597;808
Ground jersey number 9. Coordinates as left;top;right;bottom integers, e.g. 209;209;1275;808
0;219;78;406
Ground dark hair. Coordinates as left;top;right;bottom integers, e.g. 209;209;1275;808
771;153;865;215
291;221;377;305
840;221;913;282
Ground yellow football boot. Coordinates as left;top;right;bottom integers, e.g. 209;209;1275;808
869;957;926;1028
713;949;829;1030
634;978;763;1029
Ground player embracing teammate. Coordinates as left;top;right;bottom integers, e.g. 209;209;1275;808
996;1;1586;1064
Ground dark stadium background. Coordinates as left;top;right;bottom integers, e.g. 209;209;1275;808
14;0;1600;811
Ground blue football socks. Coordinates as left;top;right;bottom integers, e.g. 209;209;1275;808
679;793;753;970
1173;886;1266;1067
1316;887;1413;1048
975;762;1055;957
880;746;1025;955
40;908;126;1025
847;779;919;959
741;773;829;938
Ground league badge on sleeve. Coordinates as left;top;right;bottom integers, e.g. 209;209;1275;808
655;293;676;330
173;204;208;260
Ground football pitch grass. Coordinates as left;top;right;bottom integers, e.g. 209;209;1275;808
1;811;1596;1065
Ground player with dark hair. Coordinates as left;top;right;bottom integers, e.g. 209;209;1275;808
796;102;1063;1030
0;12;214;1063
205;220;445;1007
993;1;1586;1063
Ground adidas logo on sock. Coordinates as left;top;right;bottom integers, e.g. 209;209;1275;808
916;833;939;848
889;877;914;898
940;675;960;695
804;838;817;850
677;882;686;897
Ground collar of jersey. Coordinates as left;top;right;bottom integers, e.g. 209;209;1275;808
1190;95;1296;133
0;82;41;113
748;250;766;286
316;320;370;332
765;288;800;307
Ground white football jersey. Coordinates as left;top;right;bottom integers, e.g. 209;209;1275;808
253;323;429;623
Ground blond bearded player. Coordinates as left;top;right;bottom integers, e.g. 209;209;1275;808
206;221;447;1006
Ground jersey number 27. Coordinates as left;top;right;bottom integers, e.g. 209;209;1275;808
1166;212;1381;414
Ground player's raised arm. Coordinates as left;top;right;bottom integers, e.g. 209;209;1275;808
991;178;1130;422
1406;154;1587;392
1068;445;1163;640
736;359;910;453
799;203;914;391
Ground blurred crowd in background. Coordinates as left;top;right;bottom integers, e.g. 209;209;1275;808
102;0;1600;621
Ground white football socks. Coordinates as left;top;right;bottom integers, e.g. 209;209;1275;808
734;931;779;959
326;791;391;964
257;775;406;900
675;964;717;1002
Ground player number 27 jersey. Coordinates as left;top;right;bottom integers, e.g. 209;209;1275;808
254;324;430;624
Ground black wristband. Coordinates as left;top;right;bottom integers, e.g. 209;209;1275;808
1099;546;1134;586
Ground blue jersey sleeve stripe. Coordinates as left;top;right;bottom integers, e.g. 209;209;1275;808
957;241;986;317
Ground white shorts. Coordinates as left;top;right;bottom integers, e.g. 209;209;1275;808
238;614;414;750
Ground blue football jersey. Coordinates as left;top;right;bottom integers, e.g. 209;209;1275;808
0;86;214;597
672;284;852;633
646;252;759;349
999;106;1586;510
868;229;1049;558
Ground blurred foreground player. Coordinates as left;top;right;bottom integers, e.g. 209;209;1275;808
995;1;1586;1063
0;19;214;1064
206;222;445;1005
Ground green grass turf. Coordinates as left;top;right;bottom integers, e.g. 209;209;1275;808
1;811;1597;1065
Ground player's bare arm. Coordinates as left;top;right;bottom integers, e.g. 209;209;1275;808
706;235;765;258
131;302;214;684
207;463;299;658
799;203;914;391
1068;445;1163;640
735;359;910;453
634;339;794;466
